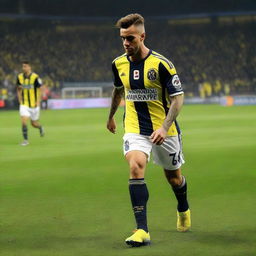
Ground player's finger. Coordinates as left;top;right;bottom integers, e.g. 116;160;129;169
154;135;165;145
151;133;158;143
111;127;116;133
156;138;164;145
152;134;161;144
150;131;156;139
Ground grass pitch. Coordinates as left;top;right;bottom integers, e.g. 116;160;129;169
1;105;256;256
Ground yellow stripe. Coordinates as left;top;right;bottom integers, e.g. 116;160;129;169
29;88;35;107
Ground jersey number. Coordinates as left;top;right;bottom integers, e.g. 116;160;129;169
169;152;181;166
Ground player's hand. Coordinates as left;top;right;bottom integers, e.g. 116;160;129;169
107;118;117;134
150;127;167;145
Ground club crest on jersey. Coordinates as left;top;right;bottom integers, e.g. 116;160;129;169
147;68;157;81
133;70;140;80
172;75;182;89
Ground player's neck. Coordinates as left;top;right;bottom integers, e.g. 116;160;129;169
130;46;150;62
24;71;32;77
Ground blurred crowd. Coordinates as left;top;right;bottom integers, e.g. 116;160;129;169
0;18;255;106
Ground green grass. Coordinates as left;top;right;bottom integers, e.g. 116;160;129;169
1;105;256;256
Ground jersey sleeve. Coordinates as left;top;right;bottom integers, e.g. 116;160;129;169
159;61;183;96
34;77;43;88
112;62;123;88
16;77;21;87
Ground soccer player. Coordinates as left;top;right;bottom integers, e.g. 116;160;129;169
107;14;191;247
17;61;44;146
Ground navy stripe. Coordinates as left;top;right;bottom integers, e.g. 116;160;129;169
151;53;174;70
175;120;181;135
27;89;31;107
21;90;24;104
34;87;37;103
129;61;153;136
161;85;169;115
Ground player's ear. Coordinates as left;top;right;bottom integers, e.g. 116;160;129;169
141;32;146;41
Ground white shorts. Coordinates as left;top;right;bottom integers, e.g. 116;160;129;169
123;133;185;170
19;105;40;121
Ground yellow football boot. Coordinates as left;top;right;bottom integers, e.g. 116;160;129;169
177;209;191;232
125;229;151;247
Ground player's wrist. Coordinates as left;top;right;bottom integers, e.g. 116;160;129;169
161;123;169;133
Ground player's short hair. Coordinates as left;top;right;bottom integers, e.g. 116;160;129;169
116;13;144;29
22;60;30;65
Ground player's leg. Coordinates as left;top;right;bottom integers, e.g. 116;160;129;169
19;105;30;145
123;133;152;246
125;150;150;246
30;107;44;137
21;116;29;145
164;168;189;212
164;168;191;232
152;135;191;232
31;120;44;136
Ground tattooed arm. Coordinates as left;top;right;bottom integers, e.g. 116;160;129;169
107;87;124;134
151;93;184;145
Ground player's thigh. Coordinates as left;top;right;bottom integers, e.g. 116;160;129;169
152;135;185;171
123;133;152;178
19;105;30;124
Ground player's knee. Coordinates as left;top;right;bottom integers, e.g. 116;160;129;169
129;160;144;179
31;121;37;127
165;172;182;187
169;177;182;187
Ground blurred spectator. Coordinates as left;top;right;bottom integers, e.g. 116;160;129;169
0;18;255;101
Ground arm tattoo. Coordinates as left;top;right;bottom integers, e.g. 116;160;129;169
108;87;124;119
162;94;184;131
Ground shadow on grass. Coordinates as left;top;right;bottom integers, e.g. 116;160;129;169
160;228;256;247
1;228;255;254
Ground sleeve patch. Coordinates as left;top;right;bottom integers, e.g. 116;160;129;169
172;75;182;90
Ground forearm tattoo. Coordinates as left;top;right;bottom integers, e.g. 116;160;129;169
108;87;124;119
163;95;183;131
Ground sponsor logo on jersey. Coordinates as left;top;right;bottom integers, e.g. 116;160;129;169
172;75;182;90
133;70;140;80
126;88;158;102
147;68;157;81
22;84;34;89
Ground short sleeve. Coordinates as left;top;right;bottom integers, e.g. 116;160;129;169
159;61;183;96
16;77;21;86
112;62;123;88
34;77;42;88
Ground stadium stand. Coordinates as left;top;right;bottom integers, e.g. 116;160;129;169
0;16;255;106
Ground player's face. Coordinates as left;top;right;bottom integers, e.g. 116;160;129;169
22;64;31;74
120;25;145;56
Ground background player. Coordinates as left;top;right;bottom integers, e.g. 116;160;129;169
107;13;191;247
17;61;44;146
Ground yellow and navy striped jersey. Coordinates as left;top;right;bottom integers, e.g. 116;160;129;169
112;50;183;136
17;72;42;108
